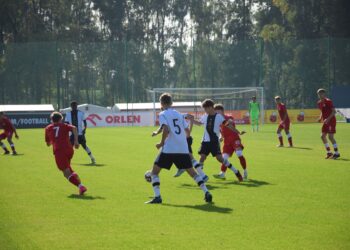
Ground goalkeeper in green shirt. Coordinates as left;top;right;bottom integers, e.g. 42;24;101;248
249;96;260;132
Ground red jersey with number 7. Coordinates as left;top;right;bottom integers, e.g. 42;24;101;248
45;123;74;153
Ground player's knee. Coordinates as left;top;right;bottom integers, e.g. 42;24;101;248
222;153;229;160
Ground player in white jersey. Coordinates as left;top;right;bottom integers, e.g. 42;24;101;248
145;93;212;204
152;112;200;177
192;99;243;182
65;101;96;164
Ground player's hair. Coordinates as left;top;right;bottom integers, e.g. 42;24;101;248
317;88;326;94
70;101;78;107
159;93;173;106
51;112;63;122
275;96;281;100
202;99;215;108
0;111;4;116
214;104;224;111
252;96;256;99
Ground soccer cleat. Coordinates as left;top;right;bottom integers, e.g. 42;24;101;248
173;169;185;177
202;175;209;183
325;153;333;159
205;191;213;203
332;153;340;160
145;196;162;204
288;145;293;148
12;151;17;155
235;171;243;182
277;144;284;148
79;185;87;195
3;151;10;155
213;172;226;179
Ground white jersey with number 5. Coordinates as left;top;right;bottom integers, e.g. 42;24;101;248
159;108;189;154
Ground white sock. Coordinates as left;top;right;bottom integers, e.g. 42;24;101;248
228;164;238;174
151;175;161;197
244;169;248;176
194;175;208;194
278;133;282;138
191;159;199;167
1;143;6;149
287;133;292;138
324;143;331;153
195;163;206;178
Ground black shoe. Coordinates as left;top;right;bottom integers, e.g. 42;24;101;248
12;151;17;155
332;153;340;160
205;192;213;203
145;196;162;204
3;151;10;155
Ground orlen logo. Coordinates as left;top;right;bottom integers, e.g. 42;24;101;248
86;114;102;126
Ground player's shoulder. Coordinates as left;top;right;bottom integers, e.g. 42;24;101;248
45;123;54;130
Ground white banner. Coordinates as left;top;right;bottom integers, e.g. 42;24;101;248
85;111;154;127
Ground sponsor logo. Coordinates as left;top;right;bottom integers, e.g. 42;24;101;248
86;113;142;126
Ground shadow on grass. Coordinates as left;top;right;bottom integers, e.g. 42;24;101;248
216;179;272;188
288;146;313;150
3;153;25;156
67;194;106;200
162;203;233;214
179;183;225;190
335;158;350;162
77;163;106;167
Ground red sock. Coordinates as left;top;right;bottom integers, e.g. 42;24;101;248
288;137;293;146
238;156;247;169
68;172;81;187
278;136;283;145
221;164;227;173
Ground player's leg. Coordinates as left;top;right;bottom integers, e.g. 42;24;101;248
256;116;260;132
285;128;293;147
216;154;243;182
7;133;17;155
174;137;198;178
213;149;231;179
235;147;248;180
186;167;212;203
145;164;162;204
277;126;284;147
56;151;87;195
321;132;333;159
328;133;340;159
0;134;10;154
196;143;209;182
79;136;96;164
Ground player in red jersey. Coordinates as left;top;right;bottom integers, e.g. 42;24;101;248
45;112;87;195
0;112;19;155
275;96;293;147
213;104;248;180
317;89;340;159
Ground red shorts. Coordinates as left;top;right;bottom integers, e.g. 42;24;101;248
54;149;74;171
278;121;290;131
0;130;13;140
322;122;336;134
222;139;244;156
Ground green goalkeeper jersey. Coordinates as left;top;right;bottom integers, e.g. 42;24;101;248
249;101;260;117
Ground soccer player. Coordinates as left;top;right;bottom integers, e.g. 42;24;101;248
65;101;96;164
192;99;243;182
0;112;19;155
212;104;248;180
317;89;340;159
152;113;200;177
249;96;260;132
146;93;212;204
45;112;87;195
275;96;293;147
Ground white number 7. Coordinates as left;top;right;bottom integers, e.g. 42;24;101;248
53;127;60;138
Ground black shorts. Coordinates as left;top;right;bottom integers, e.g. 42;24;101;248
198;141;221;157
187;136;193;154
154;153;192;170
70;135;86;145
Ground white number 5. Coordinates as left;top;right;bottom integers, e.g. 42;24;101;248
53;127;60;138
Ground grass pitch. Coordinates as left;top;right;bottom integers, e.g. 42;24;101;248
0;123;349;250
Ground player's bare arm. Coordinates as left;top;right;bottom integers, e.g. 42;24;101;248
72;126;80;149
152;125;163;137
156;125;169;149
83;119;87;134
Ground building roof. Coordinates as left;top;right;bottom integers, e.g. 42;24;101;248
0;104;55;112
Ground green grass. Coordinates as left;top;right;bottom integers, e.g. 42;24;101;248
0;123;349;250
